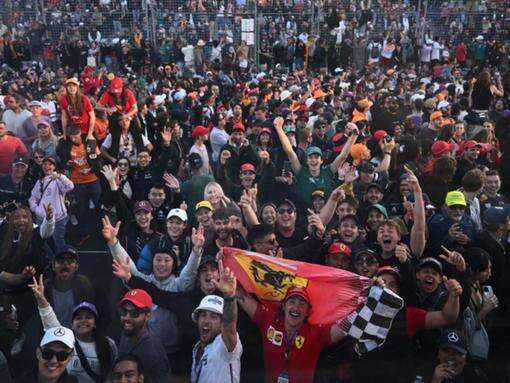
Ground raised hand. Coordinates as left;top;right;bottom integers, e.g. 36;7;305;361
443;277;463;297
191;224;205;252
403;165;420;191
28;274;49;307
161;126;172;143
273;117;284;130
21;266;36;280
259;150;270;164
439;246;466;272
220;150;231;165
180;201;188;211
307;209;325;238
44;203;53;221
112;258;132;282
163;173;180;190
50;171;60;180
102;216;121;243
372;276;387;289
395;243;411;264
212;260;237;298
330;185;346;202
101;164;117;184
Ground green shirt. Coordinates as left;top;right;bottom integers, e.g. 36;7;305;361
296;166;335;205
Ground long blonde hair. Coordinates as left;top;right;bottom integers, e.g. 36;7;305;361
0;206;34;269
204;182;231;208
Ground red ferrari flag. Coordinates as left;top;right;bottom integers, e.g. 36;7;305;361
222;247;372;325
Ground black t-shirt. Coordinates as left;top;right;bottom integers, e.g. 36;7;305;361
276;226;306;248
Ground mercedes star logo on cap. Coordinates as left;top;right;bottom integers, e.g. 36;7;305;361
54;328;65;337
447;332;459;342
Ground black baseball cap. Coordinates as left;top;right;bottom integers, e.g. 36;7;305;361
198;255;218;271
437;329;467;354
358;161;375;173
188;153;203;169
417;257;443;274
54;245;79;262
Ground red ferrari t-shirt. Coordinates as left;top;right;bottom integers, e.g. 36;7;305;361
59;95;93;135
98;89;137;114
253;303;332;383
405;307;427;338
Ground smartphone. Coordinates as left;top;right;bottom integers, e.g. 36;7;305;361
482;285;494;297
282;161;292;176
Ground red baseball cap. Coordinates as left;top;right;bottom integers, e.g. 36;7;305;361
232;122;245;132
462;140;482;150
260;127;272;135
118;289;153;309
240;163;256;173
192;125;210;139
431;140;453;157
109;77;123;94
283;286;311;306
134;200;153;214
373;130;388;141
327;242;352;257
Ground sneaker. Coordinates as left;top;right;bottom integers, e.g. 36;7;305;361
10;333;26;356
70;215;78;226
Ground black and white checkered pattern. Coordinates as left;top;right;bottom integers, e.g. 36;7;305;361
339;286;404;354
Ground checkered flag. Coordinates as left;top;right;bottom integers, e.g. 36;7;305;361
338;286;403;354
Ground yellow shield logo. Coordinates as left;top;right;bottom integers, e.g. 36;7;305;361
236;254;308;301
295;335;305;349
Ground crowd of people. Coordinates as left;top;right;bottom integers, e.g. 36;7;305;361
0;0;510;382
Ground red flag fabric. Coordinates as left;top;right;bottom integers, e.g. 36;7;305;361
223;247;372;325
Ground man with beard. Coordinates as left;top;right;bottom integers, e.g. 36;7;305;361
114;254;234;378
43;247;96;328
204;207;248;255
0;157;32;206
217;162;257;202
427;191;475;256
453;140;482;188
116;289;169;383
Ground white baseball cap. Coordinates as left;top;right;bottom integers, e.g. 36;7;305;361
40;326;75;349
437;100;450;109
280;90;292;101
192;295;224;322
166;208;188;222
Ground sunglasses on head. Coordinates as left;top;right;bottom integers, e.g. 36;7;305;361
119;307;148;318
277;208;294;215
41;348;71;361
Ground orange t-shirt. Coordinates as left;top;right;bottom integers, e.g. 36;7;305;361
70;144;98;184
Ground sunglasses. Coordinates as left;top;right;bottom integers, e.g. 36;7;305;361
41;348;71;361
277;208;294;215
355;256;378;267
449;205;465;211
241;170;255;176
119;307;148;318
117;162;129;168
33;155;44;159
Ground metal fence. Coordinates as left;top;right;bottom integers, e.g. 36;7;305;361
0;1;508;70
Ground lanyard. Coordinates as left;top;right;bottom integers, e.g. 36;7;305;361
283;330;298;370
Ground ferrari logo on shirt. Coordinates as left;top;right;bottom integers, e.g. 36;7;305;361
295;335;305;349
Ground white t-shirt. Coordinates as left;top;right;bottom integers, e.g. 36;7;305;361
102;132;150;165
210;127;230;162
191;333;242;383
431;42;443;61
67;338;117;383
420;45;432;63
2;109;32;136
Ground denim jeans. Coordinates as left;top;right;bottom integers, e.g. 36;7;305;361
73;181;101;236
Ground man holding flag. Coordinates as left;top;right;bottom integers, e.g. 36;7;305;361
227;248;403;383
